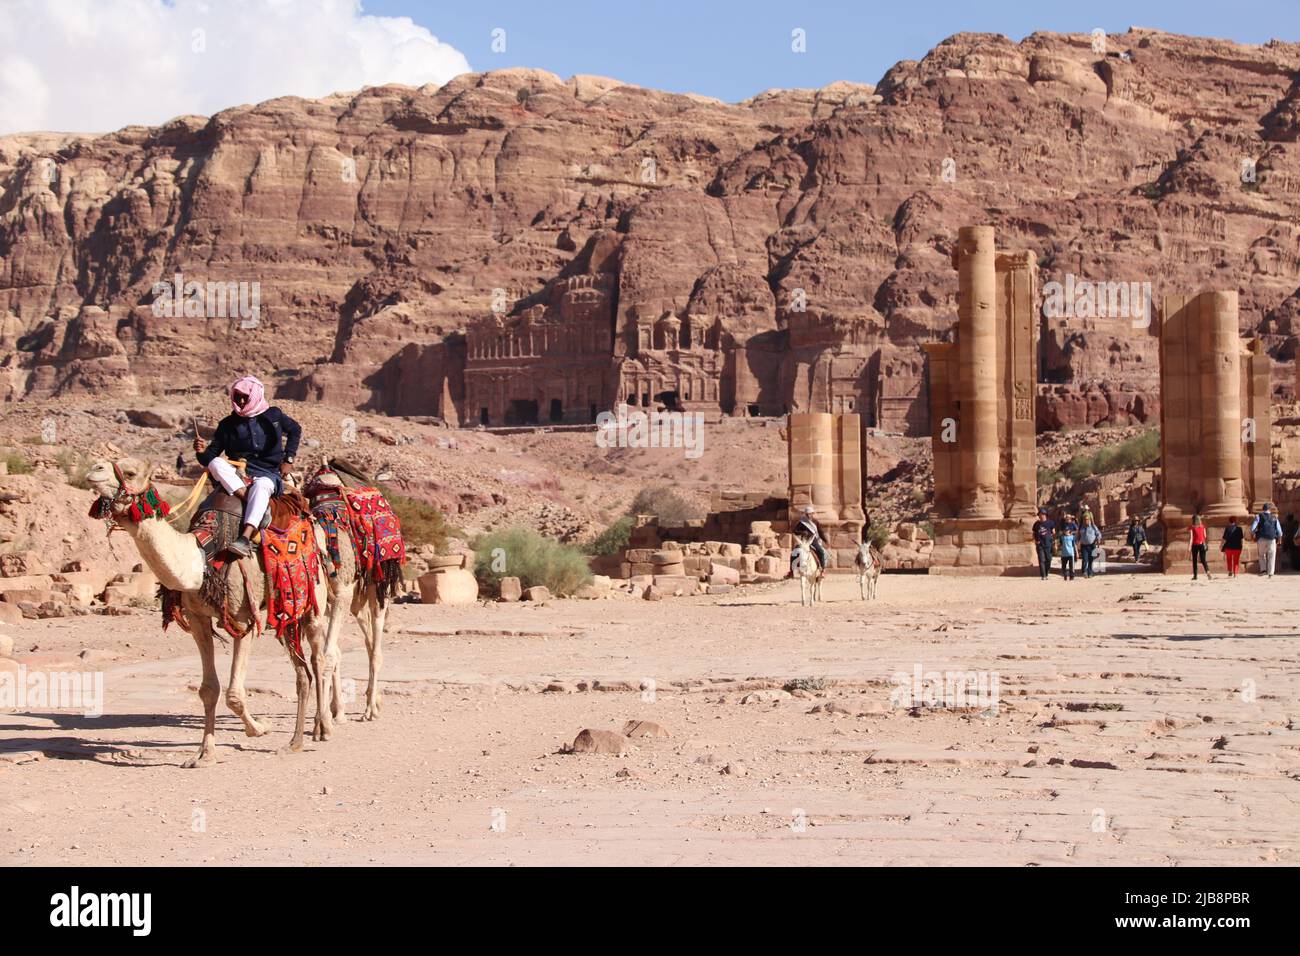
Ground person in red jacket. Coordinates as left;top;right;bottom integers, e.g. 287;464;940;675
1190;514;1211;580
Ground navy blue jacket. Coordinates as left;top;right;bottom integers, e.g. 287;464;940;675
197;407;301;491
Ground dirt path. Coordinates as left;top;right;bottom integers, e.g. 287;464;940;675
2;571;1298;865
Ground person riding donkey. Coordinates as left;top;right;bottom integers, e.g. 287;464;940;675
792;505;830;572
193;376;302;559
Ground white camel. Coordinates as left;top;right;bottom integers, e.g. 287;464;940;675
793;532;824;606
86;458;332;766
856;540;882;600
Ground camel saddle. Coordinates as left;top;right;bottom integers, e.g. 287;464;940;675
161;483;315;639
197;484;311;538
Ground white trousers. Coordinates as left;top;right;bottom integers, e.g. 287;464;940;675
207;458;274;529
1258;538;1277;576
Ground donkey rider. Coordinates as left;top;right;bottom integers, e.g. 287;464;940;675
792;505;830;572
193;376;302;559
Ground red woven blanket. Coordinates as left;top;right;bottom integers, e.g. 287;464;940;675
343;487;406;587
260;514;320;659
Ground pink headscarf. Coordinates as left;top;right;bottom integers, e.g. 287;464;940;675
230;376;270;418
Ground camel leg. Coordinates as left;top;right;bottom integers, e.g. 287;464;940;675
283;640;311;753
184;618;220;768
307;615;334;742
225;633;266;738
325;580;354;724
358;589;385;720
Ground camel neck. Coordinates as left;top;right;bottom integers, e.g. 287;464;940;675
125;515;206;592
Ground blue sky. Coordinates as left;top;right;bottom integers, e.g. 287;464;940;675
363;0;1300;102
3;0;1297;134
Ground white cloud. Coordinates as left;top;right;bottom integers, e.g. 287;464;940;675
0;0;472;135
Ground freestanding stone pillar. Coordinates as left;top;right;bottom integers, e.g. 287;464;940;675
925;226;1038;575
1199;291;1246;518
957;226;1001;519
1158;290;1269;573
786;412;865;569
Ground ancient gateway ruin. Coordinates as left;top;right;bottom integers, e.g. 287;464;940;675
1157;290;1273;574
922;226;1038;574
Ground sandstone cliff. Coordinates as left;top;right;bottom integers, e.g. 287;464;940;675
2;31;1298;431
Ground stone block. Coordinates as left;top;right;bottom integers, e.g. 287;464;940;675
653;575;698;595
525;585;553;602
0;551;49;577
498;576;522;601
418;569;479;605
708;563;740;585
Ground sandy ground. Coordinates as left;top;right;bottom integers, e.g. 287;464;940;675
2;570;1298;866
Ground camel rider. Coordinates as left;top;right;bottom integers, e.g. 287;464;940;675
792;505;829;571
193;376;302;559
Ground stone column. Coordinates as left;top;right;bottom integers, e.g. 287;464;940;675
1243;338;1273;512
1199;291;1247;517
957;225;1001;518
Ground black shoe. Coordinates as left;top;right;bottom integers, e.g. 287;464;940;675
227;536;254;559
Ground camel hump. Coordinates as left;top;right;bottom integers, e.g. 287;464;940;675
327;458;374;486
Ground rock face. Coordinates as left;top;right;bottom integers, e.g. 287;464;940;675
2;32;1299;432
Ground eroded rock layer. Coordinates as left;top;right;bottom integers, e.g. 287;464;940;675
2;31;1299;431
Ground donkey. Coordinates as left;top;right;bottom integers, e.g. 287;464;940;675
856;540;882;600
793;532;824;606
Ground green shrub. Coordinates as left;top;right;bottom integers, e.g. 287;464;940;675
866;523;890;550
58;449;89;489
1037;466;1064;487
784;676;826;693
627;485;702;526
585;516;633;556
383;492;457;552
1061;429;1159;481
2;451;32;475
473;527;592;597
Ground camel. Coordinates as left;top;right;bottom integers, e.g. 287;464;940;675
302;465;391;722
85;458;331;766
856;540;882;600
793;532;823;606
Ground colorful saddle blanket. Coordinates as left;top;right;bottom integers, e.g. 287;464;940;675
343;486;406;605
306;482;407;605
260;514;321;660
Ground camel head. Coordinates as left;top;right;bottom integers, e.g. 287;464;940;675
303;454;345;497
85;457;169;527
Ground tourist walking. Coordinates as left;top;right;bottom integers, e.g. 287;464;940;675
1190;515;1211;580
1032;507;1055;580
1059;520;1077;581
1125;517;1147;563
1222;516;1244;577
1251;503;1282;577
1079;514;1103;578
